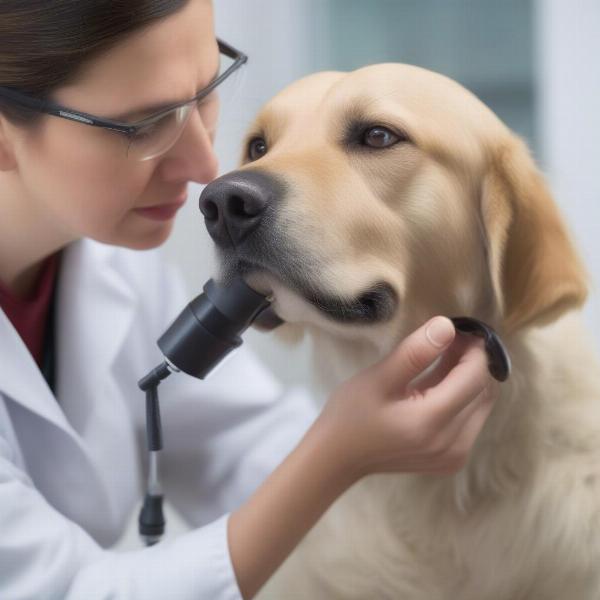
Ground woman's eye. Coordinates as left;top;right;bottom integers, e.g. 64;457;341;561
133;125;156;140
128;121;161;143
130;112;174;140
247;137;268;161
362;126;401;148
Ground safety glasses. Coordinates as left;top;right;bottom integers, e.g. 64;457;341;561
0;38;247;161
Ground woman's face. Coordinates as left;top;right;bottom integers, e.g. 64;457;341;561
8;0;220;250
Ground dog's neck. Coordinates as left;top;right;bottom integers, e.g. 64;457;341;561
305;310;600;510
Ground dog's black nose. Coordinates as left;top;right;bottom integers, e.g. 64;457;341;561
199;170;278;247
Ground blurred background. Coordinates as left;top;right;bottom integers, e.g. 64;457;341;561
163;0;600;391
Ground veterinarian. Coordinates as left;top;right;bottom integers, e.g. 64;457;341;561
0;1;497;598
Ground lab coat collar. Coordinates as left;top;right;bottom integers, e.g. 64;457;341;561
0;239;138;447
0;305;65;431
55;239;138;437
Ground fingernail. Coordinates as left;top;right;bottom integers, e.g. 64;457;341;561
426;317;454;348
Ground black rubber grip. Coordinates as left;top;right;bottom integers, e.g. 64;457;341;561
138;493;165;538
450;316;511;382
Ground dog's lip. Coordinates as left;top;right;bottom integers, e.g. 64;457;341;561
224;259;398;324
252;304;285;330
302;280;398;324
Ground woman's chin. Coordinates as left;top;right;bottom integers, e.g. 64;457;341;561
100;220;175;251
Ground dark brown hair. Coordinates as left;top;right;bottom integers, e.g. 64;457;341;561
0;0;190;126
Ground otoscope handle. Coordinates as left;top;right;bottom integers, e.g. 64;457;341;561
138;276;276;545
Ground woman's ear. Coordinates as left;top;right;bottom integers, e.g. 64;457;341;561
0;115;18;171
480;136;588;334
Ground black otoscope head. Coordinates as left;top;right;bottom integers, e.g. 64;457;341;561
157;276;278;379
139;276;279;546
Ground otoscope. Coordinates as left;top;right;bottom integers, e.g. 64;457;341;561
136;276;511;545
137;276;279;545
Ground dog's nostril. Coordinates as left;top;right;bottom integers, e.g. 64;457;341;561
229;195;263;218
198;170;282;247
229;196;247;218
200;199;219;221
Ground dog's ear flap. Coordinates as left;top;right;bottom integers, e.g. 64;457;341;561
480;137;588;333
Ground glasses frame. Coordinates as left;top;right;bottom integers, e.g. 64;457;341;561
0;38;247;137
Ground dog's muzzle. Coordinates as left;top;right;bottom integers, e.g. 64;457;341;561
199;169;399;326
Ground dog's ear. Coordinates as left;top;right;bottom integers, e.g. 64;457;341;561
480;137;588;334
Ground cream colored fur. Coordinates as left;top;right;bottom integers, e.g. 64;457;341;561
237;64;600;599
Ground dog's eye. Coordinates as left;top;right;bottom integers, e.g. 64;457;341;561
362;126;401;148
247;137;268;161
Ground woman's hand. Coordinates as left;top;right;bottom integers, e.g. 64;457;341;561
229;316;498;599
314;316;498;483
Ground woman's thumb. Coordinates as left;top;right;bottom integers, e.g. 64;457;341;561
378;316;456;395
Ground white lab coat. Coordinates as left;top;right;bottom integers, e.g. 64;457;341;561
0;238;318;600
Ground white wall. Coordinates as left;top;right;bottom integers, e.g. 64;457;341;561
536;0;600;349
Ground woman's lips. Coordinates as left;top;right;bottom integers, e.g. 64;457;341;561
134;193;187;221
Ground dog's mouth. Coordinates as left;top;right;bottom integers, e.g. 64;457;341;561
218;255;398;325
301;279;398;323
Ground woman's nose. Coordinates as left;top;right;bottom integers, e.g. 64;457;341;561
156;109;219;183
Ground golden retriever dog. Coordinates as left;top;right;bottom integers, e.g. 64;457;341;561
199;64;600;599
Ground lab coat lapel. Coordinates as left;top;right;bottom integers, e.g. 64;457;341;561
56;240;138;435
55;240;141;538
0;240;138;444
0;309;70;435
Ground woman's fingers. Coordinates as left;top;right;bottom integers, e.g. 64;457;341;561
377;316;456;396
434;387;497;473
380;388;496;476
422;339;491;424
435;379;497;453
405;333;471;394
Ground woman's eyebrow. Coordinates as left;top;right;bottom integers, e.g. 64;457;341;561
110;65;220;122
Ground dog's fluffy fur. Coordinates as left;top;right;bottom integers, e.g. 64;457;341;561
225;64;600;599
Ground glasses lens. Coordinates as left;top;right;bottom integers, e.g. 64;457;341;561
126;104;191;161
128;50;246;161
206;49;246;131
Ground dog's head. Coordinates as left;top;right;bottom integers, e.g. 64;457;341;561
200;64;587;352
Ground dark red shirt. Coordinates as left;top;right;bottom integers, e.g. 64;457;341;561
0;254;59;366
